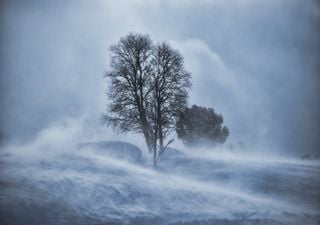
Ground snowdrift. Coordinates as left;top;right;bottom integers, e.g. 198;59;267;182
0;141;319;225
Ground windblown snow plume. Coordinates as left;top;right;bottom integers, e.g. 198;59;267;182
0;121;319;225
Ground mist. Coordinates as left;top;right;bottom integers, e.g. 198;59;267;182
0;0;319;154
1;1;320;224
1;118;320;224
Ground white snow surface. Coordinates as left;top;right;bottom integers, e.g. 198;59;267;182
0;141;319;225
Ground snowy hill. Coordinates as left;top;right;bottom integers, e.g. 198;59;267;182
78;141;143;163
0;141;319;225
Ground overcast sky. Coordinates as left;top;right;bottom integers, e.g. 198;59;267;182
1;0;319;155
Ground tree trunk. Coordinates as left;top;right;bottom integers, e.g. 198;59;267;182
159;126;163;150
142;130;153;152
141;122;158;167
153;149;157;167
157;96;163;152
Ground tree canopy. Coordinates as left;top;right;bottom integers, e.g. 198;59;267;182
103;33;191;166
176;105;229;147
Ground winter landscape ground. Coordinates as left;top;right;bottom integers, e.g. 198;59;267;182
1;141;319;225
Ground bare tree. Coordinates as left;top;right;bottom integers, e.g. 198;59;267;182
103;33;191;166
103;33;154;153
149;42;191;164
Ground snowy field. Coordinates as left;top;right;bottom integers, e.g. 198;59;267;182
0;141;319;225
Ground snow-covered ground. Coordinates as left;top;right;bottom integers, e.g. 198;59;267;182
0;141;319;225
